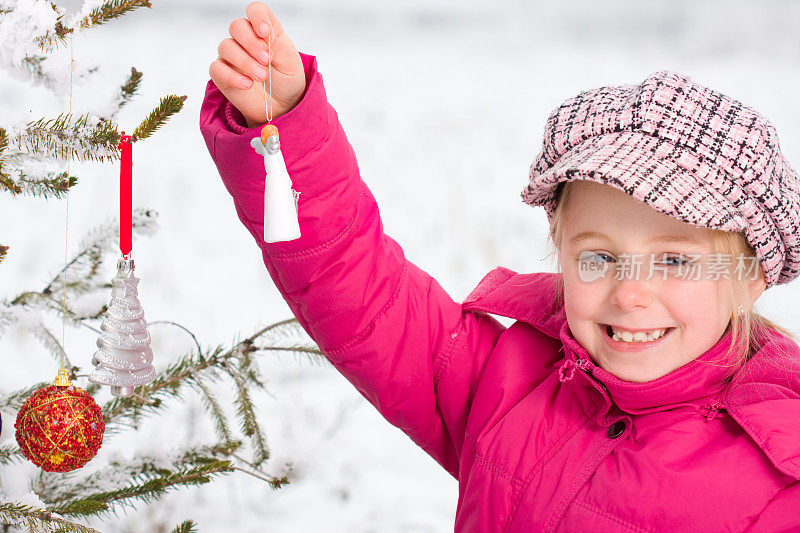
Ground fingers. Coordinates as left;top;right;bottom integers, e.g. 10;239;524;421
245;1;284;41
209;1;302;107
218;36;267;82
209;58;253;91
229;17;271;67
244;2;299;73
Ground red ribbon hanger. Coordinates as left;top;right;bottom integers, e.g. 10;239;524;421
119;135;132;257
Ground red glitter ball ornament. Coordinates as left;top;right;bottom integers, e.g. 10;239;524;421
15;370;105;473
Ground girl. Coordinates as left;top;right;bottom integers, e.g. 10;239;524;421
200;3;800;531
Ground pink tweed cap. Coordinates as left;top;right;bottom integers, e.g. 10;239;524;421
521;70;800;288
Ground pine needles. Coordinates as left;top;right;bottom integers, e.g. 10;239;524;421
78;0;153;31
47;461;235;517
116;67;143;114
171;520;197;533
0;502;100;533
131;95;186;141
16;113;120;163
38;0;153;53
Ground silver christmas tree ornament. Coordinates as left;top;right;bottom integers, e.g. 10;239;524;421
89;258;156;397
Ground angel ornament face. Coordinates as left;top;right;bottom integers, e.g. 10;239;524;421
250;124;301;243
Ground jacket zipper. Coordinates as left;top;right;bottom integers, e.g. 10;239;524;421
558;358;609;395
579;363;609;395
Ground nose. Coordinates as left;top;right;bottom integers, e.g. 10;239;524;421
609;275;655;312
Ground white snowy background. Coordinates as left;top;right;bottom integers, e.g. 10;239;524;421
2;0;800;531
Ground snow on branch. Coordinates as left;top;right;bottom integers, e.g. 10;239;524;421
0;0;152;65
13;112;121;162
0;501;100;533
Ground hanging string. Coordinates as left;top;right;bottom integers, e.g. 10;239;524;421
61;33;76;372
262;32;272;124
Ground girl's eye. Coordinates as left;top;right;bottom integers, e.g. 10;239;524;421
658;255;688;267
582;252;615;263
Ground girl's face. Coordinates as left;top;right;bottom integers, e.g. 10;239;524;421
559;180;765;382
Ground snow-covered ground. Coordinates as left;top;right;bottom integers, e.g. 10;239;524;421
2;0;800;531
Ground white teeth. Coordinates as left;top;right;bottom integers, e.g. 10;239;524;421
610;327;667;343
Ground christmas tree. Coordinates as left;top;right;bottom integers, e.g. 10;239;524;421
0;1;324;530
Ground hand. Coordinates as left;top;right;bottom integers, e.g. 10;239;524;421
209;2;305;129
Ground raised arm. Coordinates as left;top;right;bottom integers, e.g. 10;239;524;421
199;3;507;478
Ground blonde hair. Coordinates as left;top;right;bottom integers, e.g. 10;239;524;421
548;180;797;378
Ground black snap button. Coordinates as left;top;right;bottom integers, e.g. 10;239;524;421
607;420;626;439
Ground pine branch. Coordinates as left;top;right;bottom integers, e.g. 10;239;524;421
0;128;9;194
47;461;235;517
230;365;270;467
0;170;78;199
171;521;197;533
194;380;234;445
15;113;121;163
0;444;24;466
77;0;152;30
131;95;186;142
0;381;49;411
34;1;151;53
21;55;46;79
100;320;314;441
118;68;142;111
99;345;226;432
37;442;242;508
0;245;7;265
19;55;60;92
35;4;71;53
254;345;327;366
251;318;325;365
177;441;243;465
0;501;100;533
25;321;71;368
84;382;102;397
229;449;292;490
9;293;89;333
0;174;20;195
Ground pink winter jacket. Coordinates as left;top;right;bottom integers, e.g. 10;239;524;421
200;53;800;532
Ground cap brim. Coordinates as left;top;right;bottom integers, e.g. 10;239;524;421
522;130;744;233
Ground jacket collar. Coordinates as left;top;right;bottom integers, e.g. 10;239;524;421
463;267;800;479
723;327;800;479
558;318;736;414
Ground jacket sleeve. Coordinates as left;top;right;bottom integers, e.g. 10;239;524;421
746;481;800;531
199;53;506;479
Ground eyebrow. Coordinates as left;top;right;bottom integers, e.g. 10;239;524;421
567;230;705;247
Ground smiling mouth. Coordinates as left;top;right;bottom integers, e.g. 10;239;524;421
601;324;675;342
